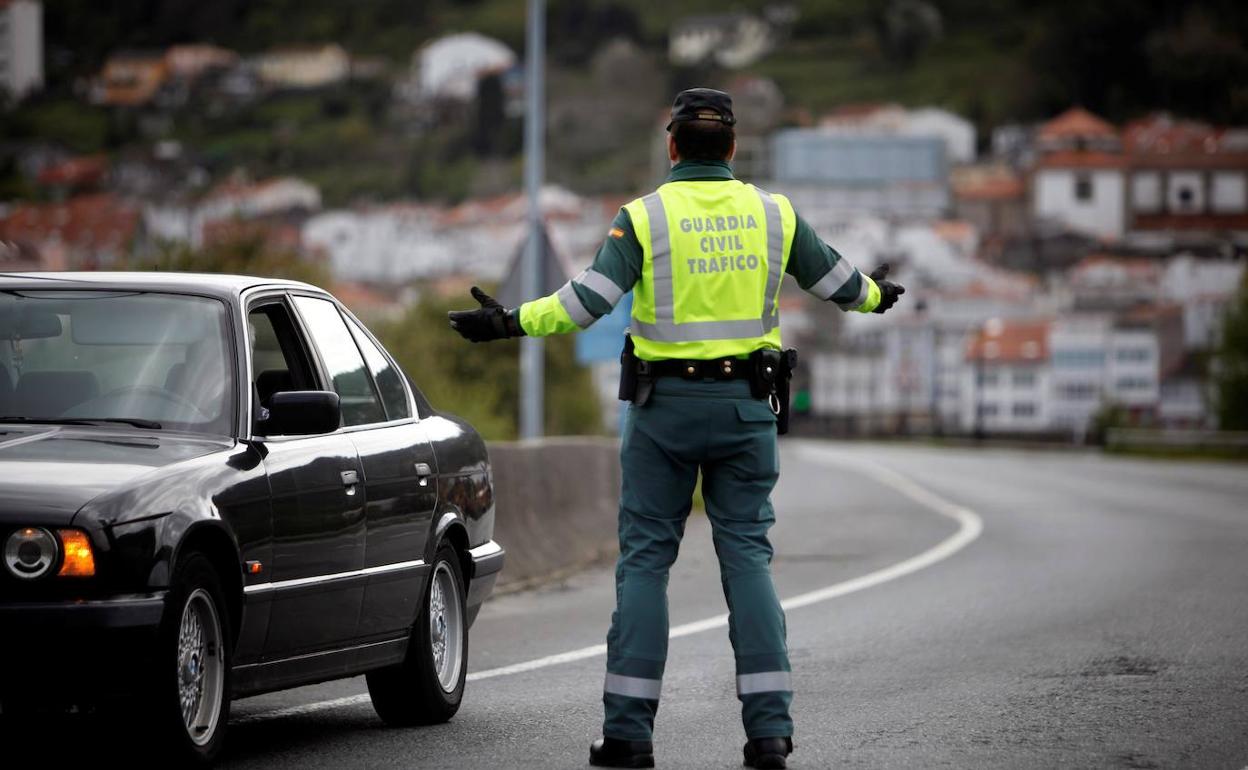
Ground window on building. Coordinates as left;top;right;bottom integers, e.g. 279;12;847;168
1053;349;1105;368
1057;382;1098;400
1115;347;1151;363
1168;171;1205;213
1074;174;1093;202
1131;172;1162;213
1116;377;1152;391
977;371;999;387
1012;403;1037;417
1012;371;1037;388
977;403;999;417
1212;172;1247;214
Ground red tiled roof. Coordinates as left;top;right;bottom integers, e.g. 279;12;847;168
0;194;139;253
37;155;109;188
966;319;1051;363
1070;253;1159;279
1035;150;1126;169
961;178;1025;199
1037;107;1118;140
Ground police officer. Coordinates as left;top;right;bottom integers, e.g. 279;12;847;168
449;88;904;769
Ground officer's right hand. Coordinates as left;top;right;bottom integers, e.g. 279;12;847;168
869;264;905;314
447;286;524;342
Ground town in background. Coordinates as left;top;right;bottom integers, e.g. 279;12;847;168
1;0;1246;445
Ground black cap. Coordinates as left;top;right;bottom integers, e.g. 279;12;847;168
666;88;736;132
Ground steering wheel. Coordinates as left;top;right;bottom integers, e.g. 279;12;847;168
93;384;207;419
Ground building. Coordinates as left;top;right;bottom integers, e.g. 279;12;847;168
415;33;515;101
164;44;237;81
92;51;168;107
951;164;1028;242
0;193;141;269
962;318;1052;433
1122;113;1248;248
818;103;977;165
255;44;349;90
669;12;777;69
302;186;618;285
1160;253;1246;350
1029;107;1248;248
1031;107;1126;241
145;176;321;248
0;0;41;102
769;130;949;218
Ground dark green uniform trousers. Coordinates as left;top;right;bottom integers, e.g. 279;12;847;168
603;377;793;742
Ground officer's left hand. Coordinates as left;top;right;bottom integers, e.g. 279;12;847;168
447;287;525;342
869;264;906;314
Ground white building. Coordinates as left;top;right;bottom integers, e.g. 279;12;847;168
1160;253;1246;349
416;33;515;101
302;186;616;284
0;0;42;102
819;104;976;164
255;44;349;89
1030;107;1126;241
961;318;1052;433
145;176;321;247
669;13;776;69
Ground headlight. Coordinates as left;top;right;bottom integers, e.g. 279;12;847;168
4;527;59;580
56;529;96;577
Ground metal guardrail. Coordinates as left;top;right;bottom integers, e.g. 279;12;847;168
1106;428;1248;450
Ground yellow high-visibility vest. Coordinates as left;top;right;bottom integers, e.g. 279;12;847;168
623;179;795;361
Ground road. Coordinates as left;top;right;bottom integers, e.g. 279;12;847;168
28;443;1248;767
216;442;1248;768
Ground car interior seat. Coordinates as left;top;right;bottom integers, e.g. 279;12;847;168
164;362;186;392
256;369;294;408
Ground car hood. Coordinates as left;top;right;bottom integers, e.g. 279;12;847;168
0;425;229;527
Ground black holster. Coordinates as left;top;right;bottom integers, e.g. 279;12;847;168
618;335;654;406
748;348;798;435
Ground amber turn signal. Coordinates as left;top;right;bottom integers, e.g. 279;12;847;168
56;529;96;577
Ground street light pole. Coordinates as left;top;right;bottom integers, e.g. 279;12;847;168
519;0;545;440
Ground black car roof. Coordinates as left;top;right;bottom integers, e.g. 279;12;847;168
0;271;325;303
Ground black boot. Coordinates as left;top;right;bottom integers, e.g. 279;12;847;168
743;736;793;769
589;737;655;768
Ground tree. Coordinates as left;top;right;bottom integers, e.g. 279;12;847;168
1214;273;1248;430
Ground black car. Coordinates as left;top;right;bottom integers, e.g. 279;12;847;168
0;273;504;765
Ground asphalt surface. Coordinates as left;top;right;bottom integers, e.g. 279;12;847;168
21;442;1248;767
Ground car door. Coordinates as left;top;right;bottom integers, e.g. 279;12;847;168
248;295;367;659
290;295;438;641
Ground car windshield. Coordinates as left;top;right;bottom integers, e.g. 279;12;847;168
0;289;235;435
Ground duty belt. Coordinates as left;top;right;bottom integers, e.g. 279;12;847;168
636;357;751;381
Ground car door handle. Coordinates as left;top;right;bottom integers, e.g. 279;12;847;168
415;463;433;487
340;470;360;495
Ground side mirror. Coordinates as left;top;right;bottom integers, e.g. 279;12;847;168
260;391;341;436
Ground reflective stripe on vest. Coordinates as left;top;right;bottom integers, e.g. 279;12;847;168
630;188;787;344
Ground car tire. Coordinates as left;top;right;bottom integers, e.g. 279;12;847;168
367;542;468;726
150;551;233;767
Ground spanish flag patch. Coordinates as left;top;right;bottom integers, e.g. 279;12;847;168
609;227;625;239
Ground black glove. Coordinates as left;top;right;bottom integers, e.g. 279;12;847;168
447;286;525;343
869;264;906;314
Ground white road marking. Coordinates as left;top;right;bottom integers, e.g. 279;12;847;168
236;446;983;724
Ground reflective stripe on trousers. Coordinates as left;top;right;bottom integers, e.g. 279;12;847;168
604;673;663;700
632;189;785;343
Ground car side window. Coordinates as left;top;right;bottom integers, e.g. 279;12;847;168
292;296;386;427
344;316;411;421
247;302;316;411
